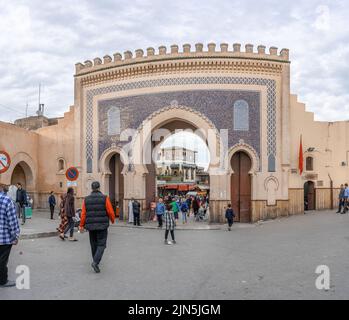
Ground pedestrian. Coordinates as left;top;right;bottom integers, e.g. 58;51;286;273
186;196;192;216
342;183;349;214
164;202;176;245
0;187;20;287
79;181;115;273
128;199;134;224
180;201;189;224
60;188;77;241
48;191;56;220
192;197;199;218
155;198;165;228
16;183;28;225
197;203;206;221
57;194;68;236
171;197;180;221
225;204;235;231
115;201;120;220
336;184;345;213
132;198;141;226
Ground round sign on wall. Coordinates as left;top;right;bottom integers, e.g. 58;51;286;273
0;151;11;174
65;167;79;181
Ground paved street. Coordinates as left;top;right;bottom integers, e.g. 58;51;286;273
1;210;349;300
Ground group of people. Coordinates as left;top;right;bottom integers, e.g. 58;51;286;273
154;194;209;226
336;183;349;214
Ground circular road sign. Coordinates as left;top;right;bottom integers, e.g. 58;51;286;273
0;151;11;174
66;167;79;181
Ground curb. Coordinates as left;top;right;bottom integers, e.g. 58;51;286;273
19;222;261;239
20;231;59;240
111;224;223;231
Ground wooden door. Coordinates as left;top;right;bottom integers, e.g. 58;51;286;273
231;152;252;222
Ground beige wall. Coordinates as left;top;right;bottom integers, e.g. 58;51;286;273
289;94;349;201
0;108;76;208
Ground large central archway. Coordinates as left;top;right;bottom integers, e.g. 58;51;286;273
131;105;222;221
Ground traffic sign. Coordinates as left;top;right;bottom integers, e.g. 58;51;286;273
0;151;11;174
65;167;79;181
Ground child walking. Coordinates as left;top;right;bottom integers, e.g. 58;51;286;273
225;204;235;231
164;203;176;244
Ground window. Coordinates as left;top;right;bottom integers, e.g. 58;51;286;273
58;159;65;172
306;157;314;171
107;107;121;136
234;100;249;131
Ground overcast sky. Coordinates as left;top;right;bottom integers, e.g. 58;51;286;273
0;0;348;123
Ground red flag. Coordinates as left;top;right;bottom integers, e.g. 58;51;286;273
299;135;303;175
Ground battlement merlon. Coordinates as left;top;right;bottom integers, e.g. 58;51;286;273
74;43;290;75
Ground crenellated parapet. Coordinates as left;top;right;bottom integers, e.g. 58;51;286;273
75;42;290;76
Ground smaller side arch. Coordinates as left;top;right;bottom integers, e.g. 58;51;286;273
7;152;37;191
227;140;260;174
99;146;130;175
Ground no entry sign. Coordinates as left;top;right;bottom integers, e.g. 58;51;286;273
66;167;79;181
0;151;11;174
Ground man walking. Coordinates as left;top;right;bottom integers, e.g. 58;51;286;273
16;183;27;225
48;191;56;220
155;198;165;228
336;184;345;213
0;186;20;287
79;182;115;273
132;198;141;226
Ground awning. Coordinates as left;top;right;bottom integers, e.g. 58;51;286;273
178;185;189;191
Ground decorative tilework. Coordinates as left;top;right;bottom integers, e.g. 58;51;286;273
85;76;276;173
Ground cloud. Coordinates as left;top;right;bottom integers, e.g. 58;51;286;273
0;0;348;122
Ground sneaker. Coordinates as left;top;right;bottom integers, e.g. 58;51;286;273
172;240;177;244
164;240;171;245
0;280;16;288
68;238;78;242
91;262;100;273
228;227;231;231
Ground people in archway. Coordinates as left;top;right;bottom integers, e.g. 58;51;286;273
0;186;20;288
336;184;345;213
79;181;115;273
155;198;165;228
48;191;56;220
197;203;206;221
192;197;200;218
16;183;28;225
170;197;180;221
180;200;189;224
132;198;141;226
186;196;192;216
61;188;77;241
164;202;176;245
225;204;235;231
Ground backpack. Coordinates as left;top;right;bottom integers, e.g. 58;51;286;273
181;202;188;212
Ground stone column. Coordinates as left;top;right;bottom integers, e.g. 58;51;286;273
209;170;230;223
281;59;291;199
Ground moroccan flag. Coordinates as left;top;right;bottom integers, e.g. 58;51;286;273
299;135;303;175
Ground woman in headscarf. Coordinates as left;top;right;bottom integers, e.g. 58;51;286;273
57;194;68;238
